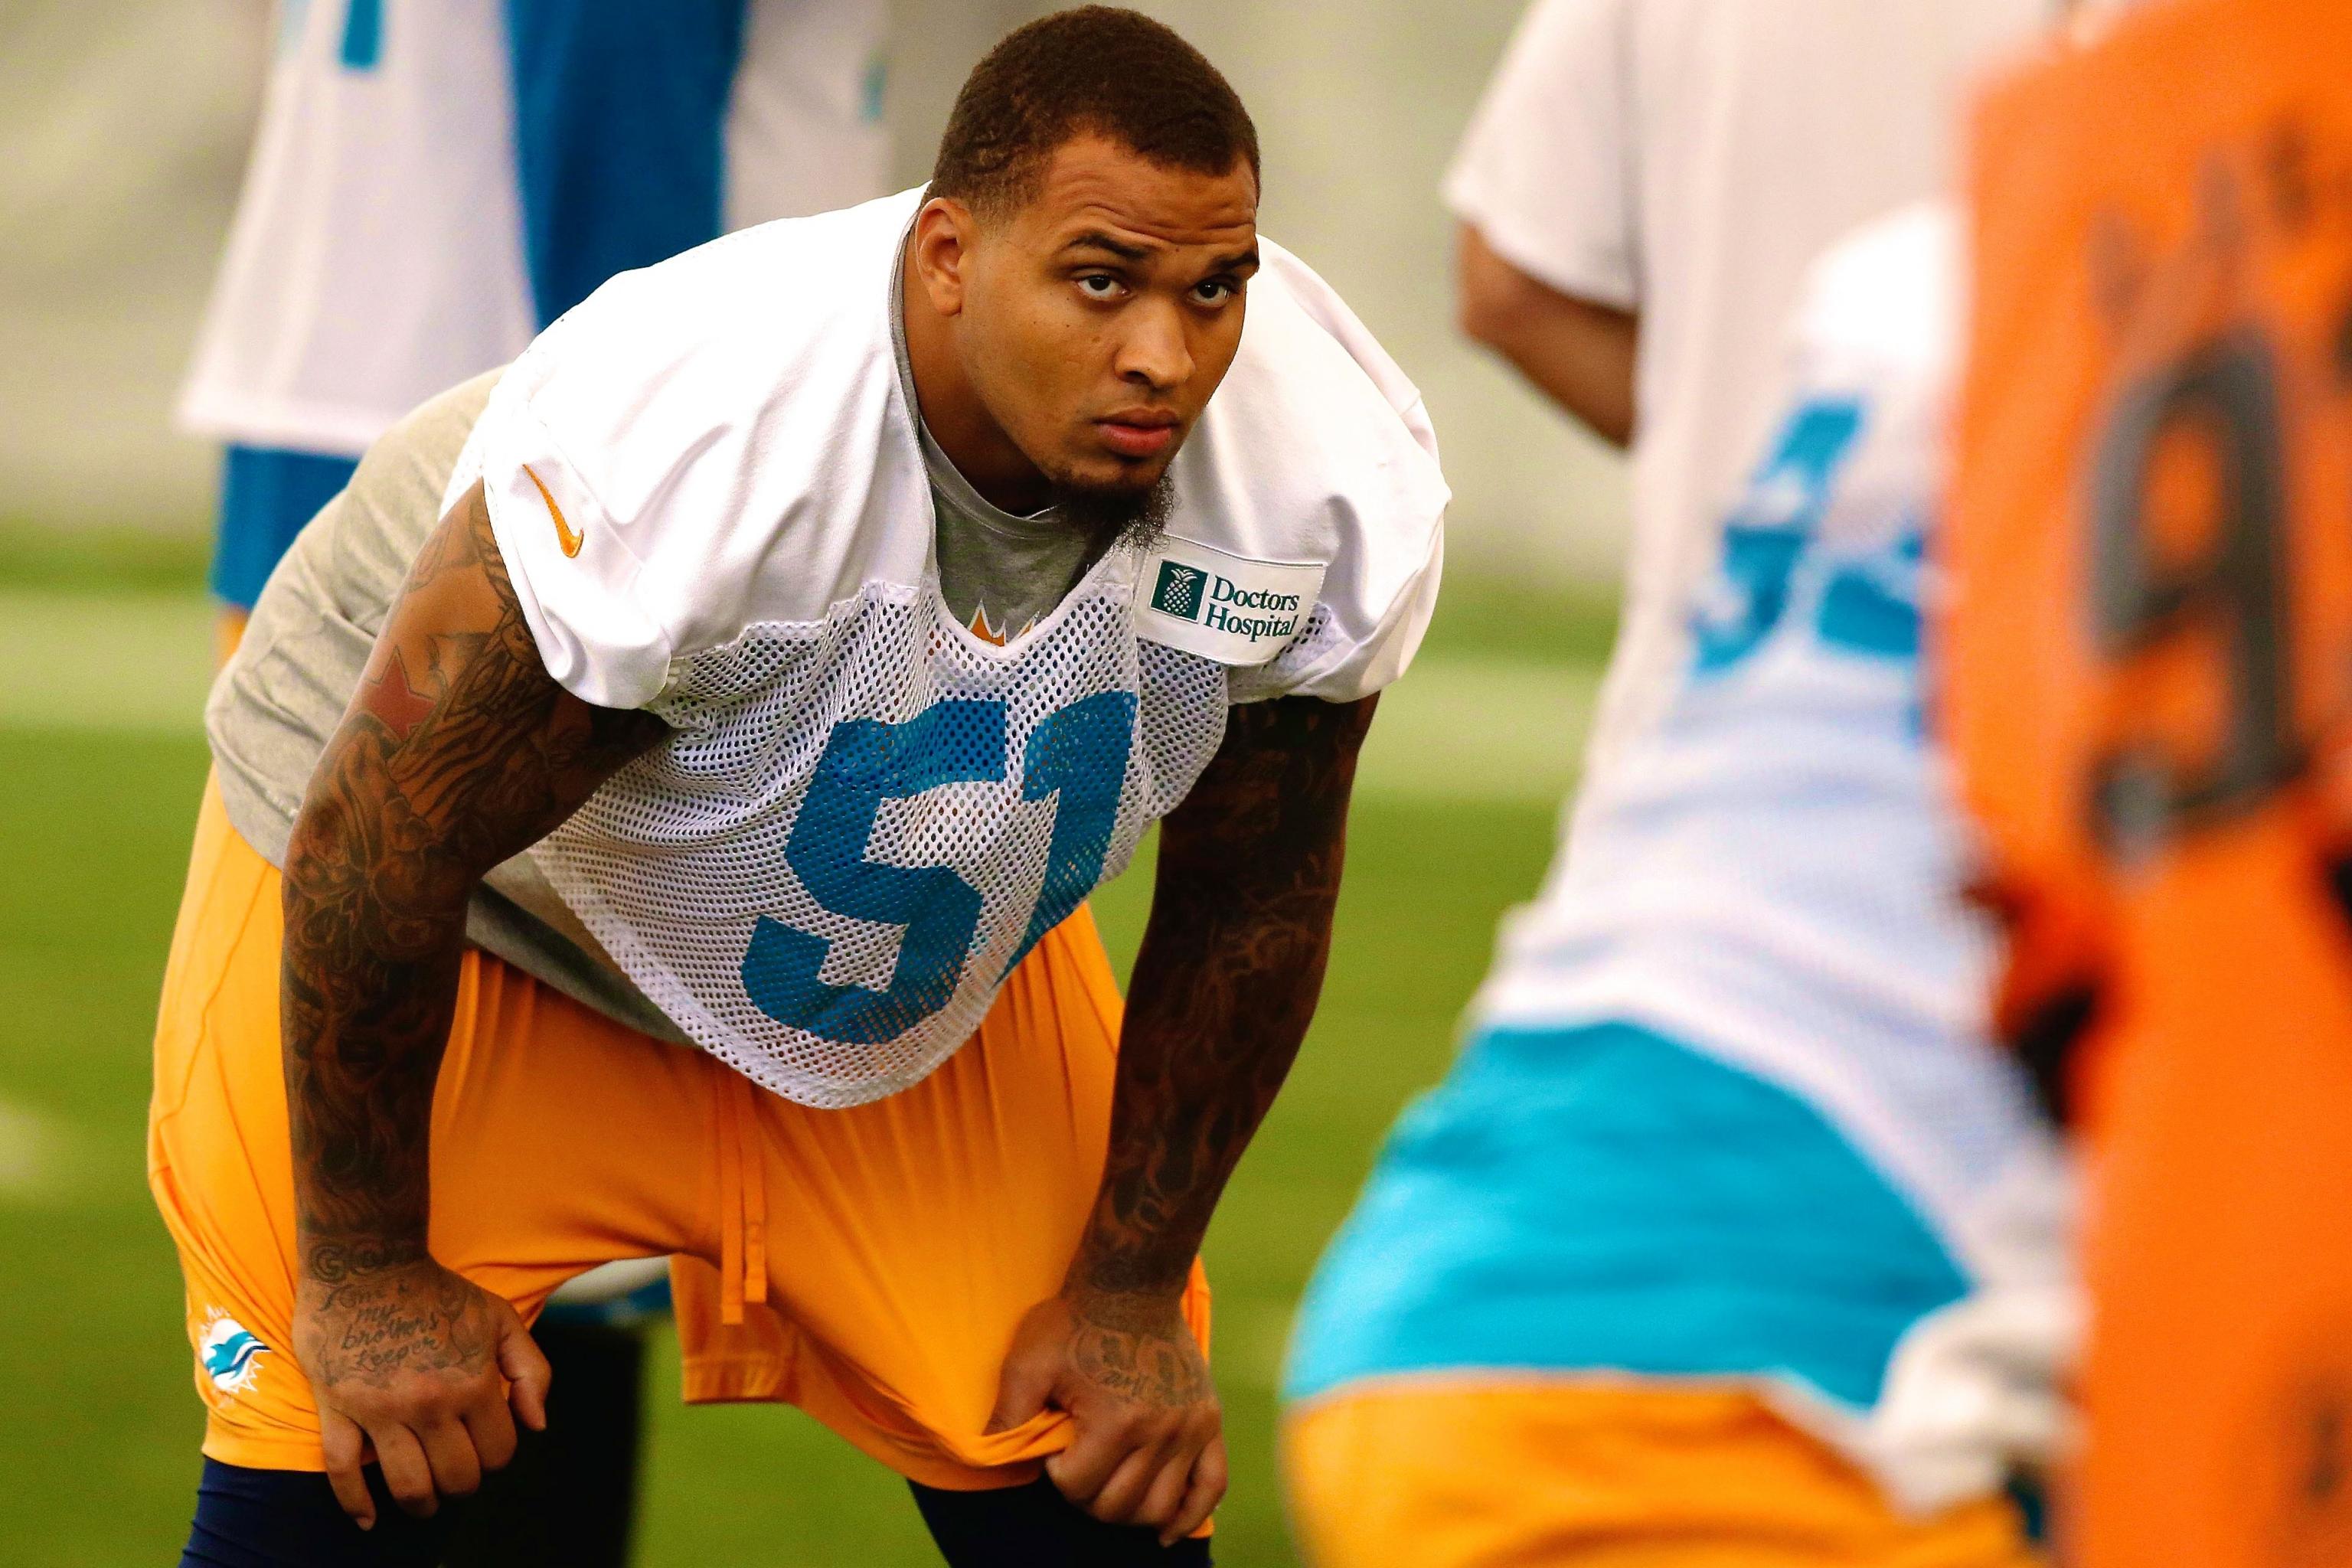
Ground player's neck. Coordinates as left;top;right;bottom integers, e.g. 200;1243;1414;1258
900;240;1052;516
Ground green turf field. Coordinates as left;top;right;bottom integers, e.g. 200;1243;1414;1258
0;540;1612;1565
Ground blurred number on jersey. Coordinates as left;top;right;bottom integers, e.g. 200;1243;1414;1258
2088;330;2300;856
1690;397;1923;675
277;1;384;70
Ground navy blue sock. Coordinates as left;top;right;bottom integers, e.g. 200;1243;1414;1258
178;1458;458;1568
910;1475;1213;1566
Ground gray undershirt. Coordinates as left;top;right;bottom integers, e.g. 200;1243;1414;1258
204;371;694;1042
204;254;1104;1040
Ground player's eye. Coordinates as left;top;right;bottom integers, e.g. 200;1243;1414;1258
1076;273;1124;301
1191;278;1239;305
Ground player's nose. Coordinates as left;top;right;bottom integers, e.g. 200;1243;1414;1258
1112;299;1193;394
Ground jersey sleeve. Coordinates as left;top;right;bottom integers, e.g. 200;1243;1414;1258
1443;0;1638;310
456;196;907;714
1223;501;1445;707
466;311;686;712
1223;247;1451;707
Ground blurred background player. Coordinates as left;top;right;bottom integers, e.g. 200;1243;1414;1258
1442;0;2042;789
174;4;886;1563
1949;1;2352;1561
1281;2;2076;1563
180;0;889;654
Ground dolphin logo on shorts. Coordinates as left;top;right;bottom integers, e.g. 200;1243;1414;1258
198;1312;270;1396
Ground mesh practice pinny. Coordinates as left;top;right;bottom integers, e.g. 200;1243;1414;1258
526;572;1272;1108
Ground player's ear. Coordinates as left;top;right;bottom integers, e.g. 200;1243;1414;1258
910;198;976;318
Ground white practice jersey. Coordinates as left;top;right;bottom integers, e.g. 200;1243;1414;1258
180;0;888;457
450;190;1449;1109
1472;207;2040;1263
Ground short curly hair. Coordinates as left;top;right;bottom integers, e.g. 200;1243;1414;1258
930;7;1259;218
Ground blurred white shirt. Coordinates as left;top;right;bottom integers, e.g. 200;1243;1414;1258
1446;15;2076;1491
1445;0;2043;791
181;0;890;458
1468;200;2075;1504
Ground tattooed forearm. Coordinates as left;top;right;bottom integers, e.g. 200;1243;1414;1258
1071;693;1377;1299
280;482;665;1281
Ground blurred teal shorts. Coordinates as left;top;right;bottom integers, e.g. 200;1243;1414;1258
1283;1019;1968;1414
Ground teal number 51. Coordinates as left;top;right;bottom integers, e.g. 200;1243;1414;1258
741;691;1138;1046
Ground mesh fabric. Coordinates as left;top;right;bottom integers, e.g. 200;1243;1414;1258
531;575;1231;1107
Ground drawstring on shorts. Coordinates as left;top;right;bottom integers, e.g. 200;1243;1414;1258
714;1067;769;1325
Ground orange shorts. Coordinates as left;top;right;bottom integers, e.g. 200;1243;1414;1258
148;777;1209;1489
1282;1381;2039;1568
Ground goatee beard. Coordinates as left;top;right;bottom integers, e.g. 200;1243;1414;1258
1051;471;1175;555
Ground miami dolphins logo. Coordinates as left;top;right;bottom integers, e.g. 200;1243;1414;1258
198;1311;269;1396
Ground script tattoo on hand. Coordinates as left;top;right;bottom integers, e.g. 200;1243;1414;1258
1071;692;1376;1302
280;482;665;1286
1067;1290;1213;1408
299;1260;490;1389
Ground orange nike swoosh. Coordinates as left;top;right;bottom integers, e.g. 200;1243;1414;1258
521;464;583;558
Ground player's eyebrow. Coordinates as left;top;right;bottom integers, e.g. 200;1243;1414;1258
1060;231;1259;278
1062;230;1153;262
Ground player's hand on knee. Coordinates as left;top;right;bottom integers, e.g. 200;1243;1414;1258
292;1255;552;1528
988;1290;1224;1545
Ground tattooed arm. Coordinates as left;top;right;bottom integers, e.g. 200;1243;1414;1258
281;479;666;1527
989;692;1377;1542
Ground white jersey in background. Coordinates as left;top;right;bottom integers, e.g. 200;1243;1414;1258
1444;0;2042;792
1283;208;2072;1534
180;0;889;458
1473;206;2047;1289
431;190;1448;1109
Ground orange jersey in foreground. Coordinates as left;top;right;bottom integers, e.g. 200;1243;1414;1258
1950;2;2352;1562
